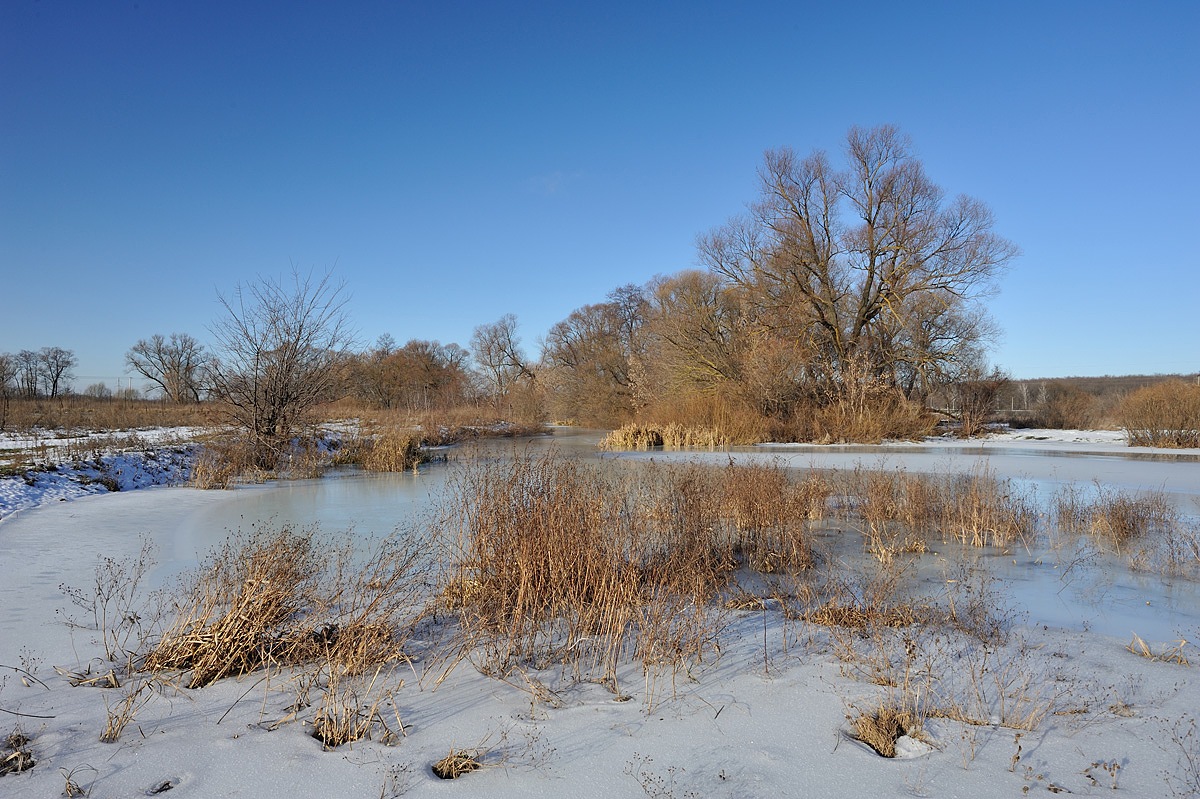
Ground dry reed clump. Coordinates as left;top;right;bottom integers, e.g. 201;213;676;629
432;452;752;692
939;466;1037;547
840;465;1034;551
190;436;268;489
600;422;729;451
791;386;935;444
720;461;816;572
144;524;425;688
99;676;165;743
360;428;427;473
1053;484;1195;572
800;564;934;632
1;730;35;776
852;706;924;757
310;666;406;749
1126;633;1190;666
431;749;483;779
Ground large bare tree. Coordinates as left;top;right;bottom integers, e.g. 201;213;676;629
541;285;649;426
38;347;77;398
470;314;534;406
698;125;1018;402
126;332;207;403
208;270;353;465
15;350;39;398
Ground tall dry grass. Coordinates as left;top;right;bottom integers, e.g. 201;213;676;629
1054;484;1197;573
846;465;1036;551
430;452;834;694
600;422;730;451
0;396;210;435
144;524;426;688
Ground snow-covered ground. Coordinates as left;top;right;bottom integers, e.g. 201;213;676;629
0;427;203;521
1;429;1199;797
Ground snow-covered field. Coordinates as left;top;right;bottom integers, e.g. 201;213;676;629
0;427;203;521
1;429;1199;797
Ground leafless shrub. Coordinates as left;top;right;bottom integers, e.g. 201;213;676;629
208;269;353;468
1118;379;1200;448
1160;715;1200;797
58;539;157;665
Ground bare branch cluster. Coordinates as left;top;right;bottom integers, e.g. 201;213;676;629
207;269;353;465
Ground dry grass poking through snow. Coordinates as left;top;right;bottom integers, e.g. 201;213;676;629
92;523;433;748
1;729;35;775
852;706;924;757
848;464;1037;552
1054;484;1200;575
429;453;839;696
144;524;427;689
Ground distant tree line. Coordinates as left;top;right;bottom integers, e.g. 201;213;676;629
54;127;1200;449
0;347;78;400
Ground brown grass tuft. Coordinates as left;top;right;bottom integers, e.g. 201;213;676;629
853;706;923;757
1;730;35;775
1127;633;1190;666
360;428;427;472
431;749;483;779
144;524;425;687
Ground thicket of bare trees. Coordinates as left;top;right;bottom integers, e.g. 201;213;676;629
339;335;476;412
0;347;78;401
7;127;1029;443
541;285;648;426
540;126;1019;440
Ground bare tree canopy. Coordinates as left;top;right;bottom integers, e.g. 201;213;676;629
0;352;16;429
541;285;649;426
342;337;476;411
208;270;353;464
698;124;1018;401
126;332;207;403
37;347;77;398
14;350;39;399
470;314;534;405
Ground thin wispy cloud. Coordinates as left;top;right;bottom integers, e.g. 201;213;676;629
525;170;583;196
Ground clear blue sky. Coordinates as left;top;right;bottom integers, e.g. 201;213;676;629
2;0;1197;387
